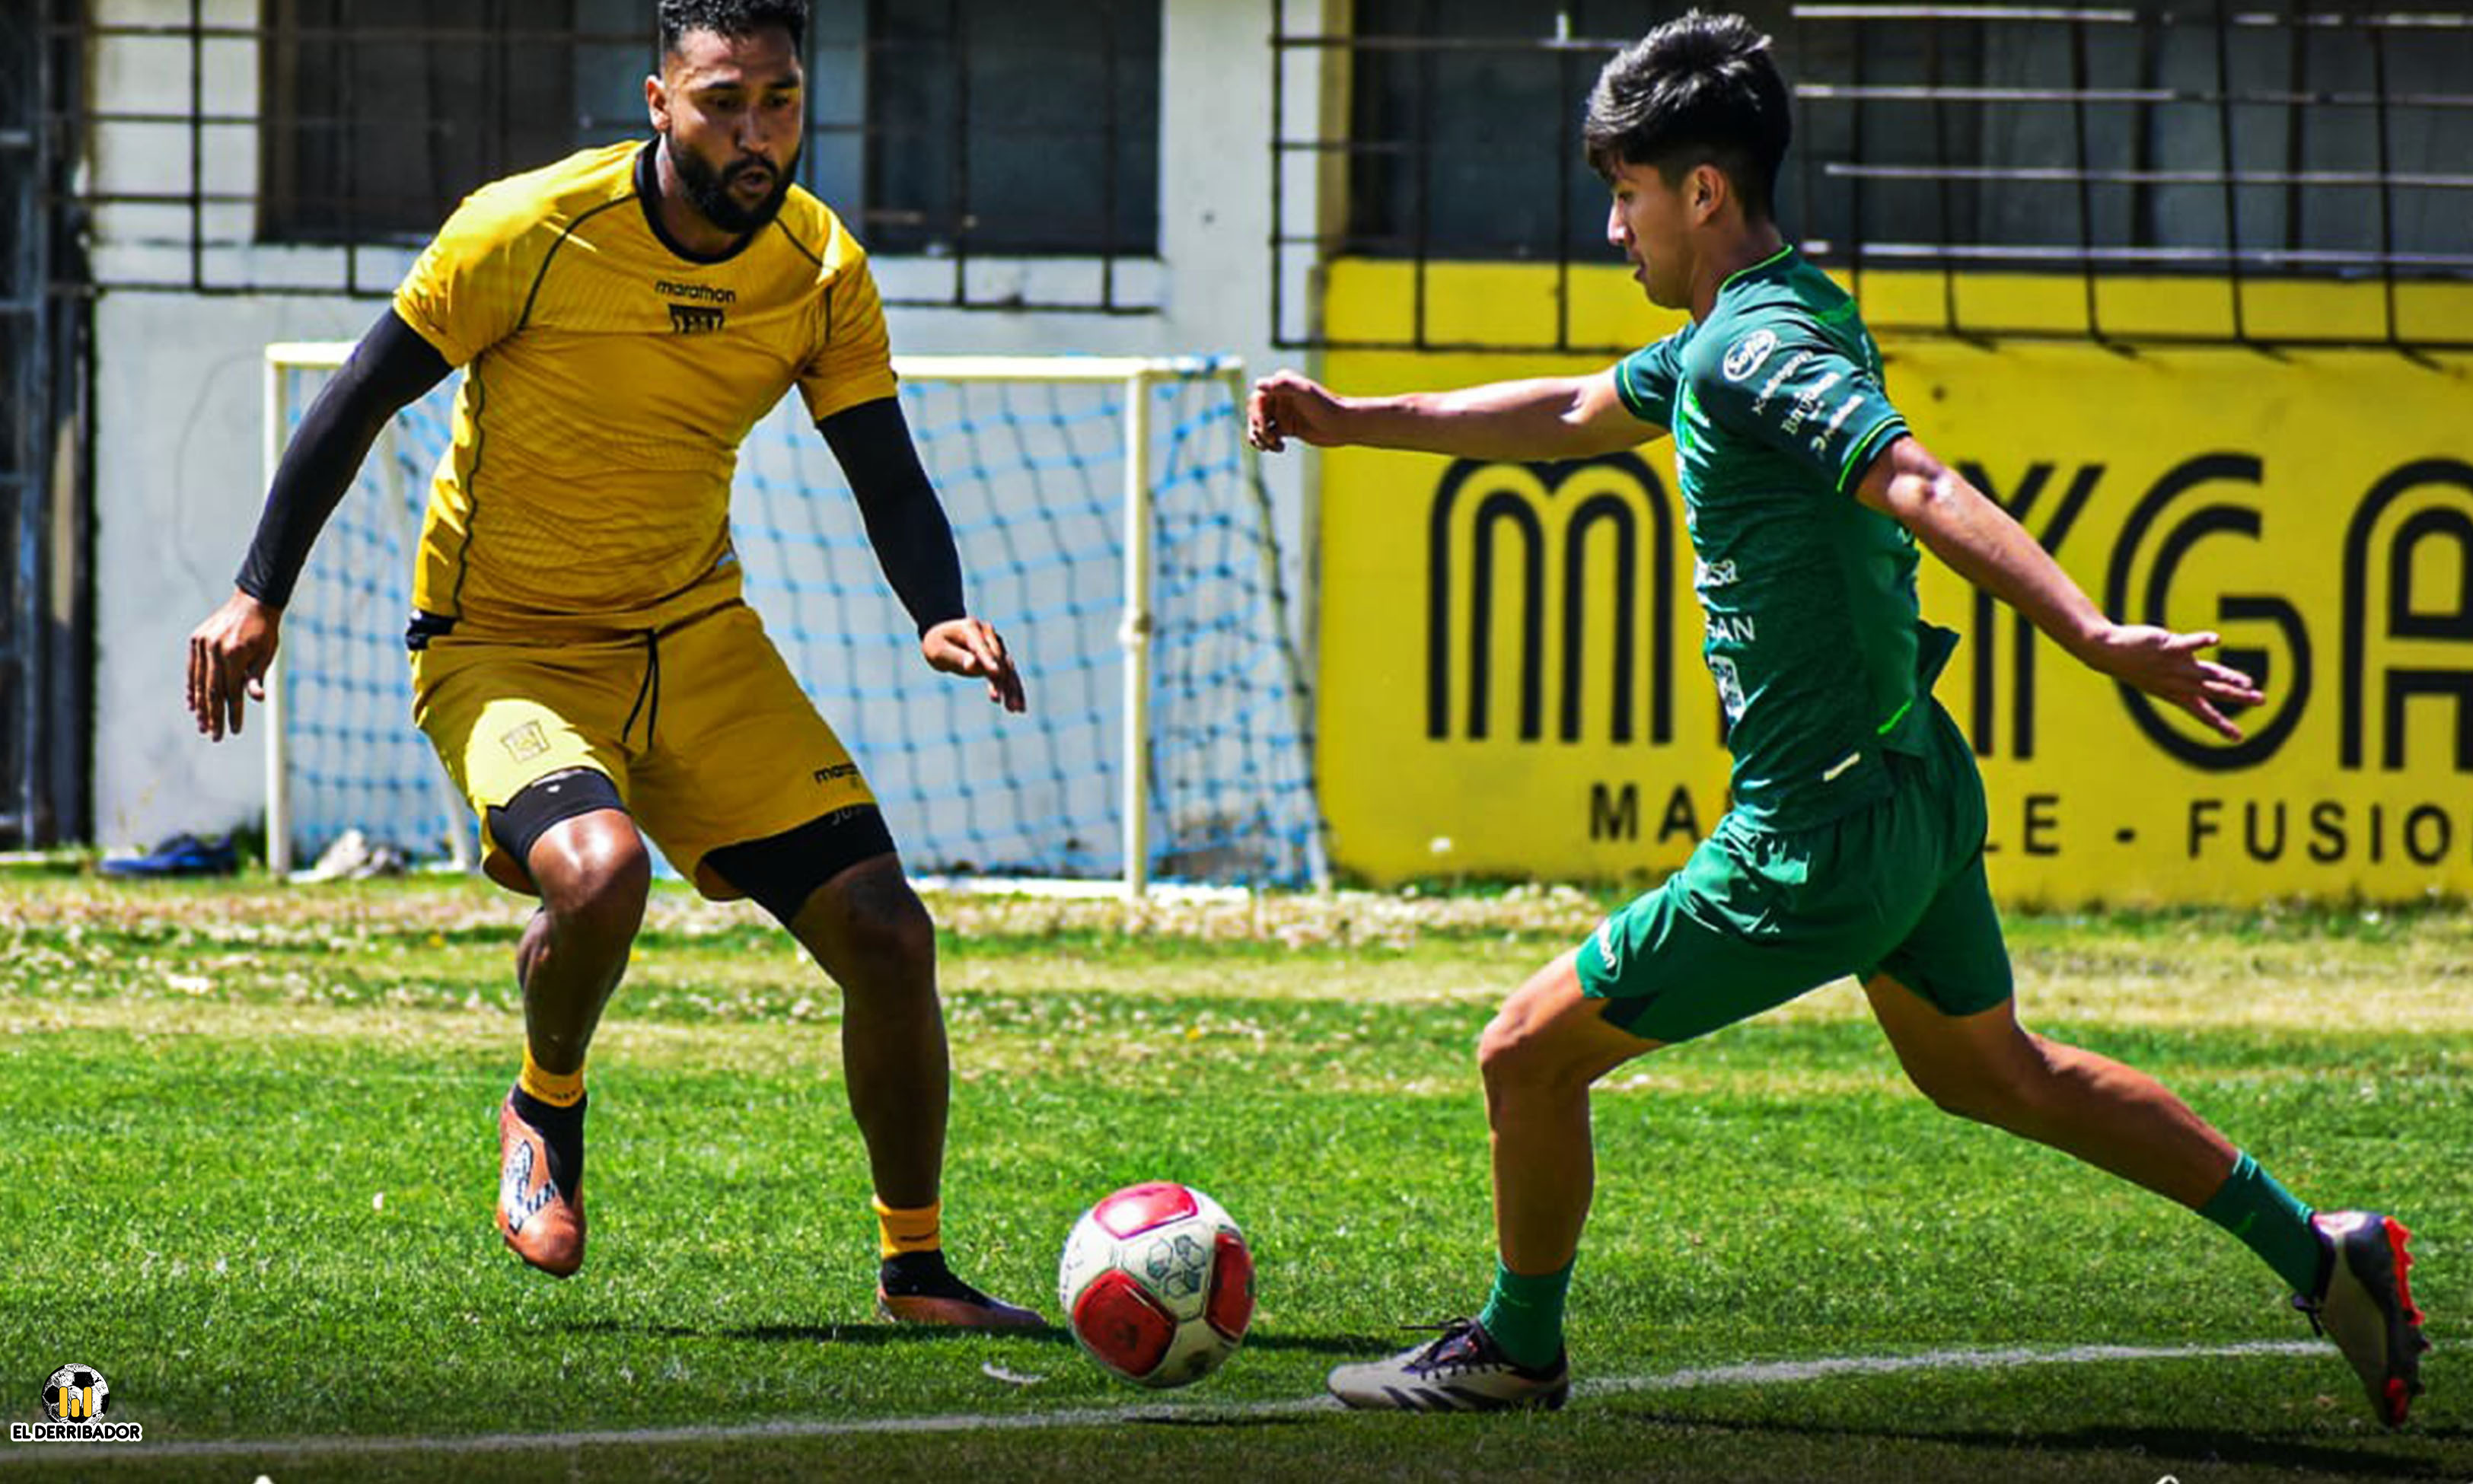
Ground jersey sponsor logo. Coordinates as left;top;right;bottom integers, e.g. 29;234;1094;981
668;303;727;335
1751;350;1813;413
654;280;737;304
1707;613;1758;645
813;761;860;786
1708;654;1747;724
1780;371;1844;437
1721;328;1779;382
1694;556;1738;589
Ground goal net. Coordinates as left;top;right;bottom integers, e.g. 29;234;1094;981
261;347;1324;893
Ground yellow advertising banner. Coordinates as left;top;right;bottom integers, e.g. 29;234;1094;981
1316;266;2473;905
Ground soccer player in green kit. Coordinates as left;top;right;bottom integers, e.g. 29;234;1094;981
1248;11;2426;1424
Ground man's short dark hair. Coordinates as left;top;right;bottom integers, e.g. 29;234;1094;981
658;0;808;58
1583;11;1792;222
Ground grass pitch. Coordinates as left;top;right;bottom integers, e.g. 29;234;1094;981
0;874;2465;1482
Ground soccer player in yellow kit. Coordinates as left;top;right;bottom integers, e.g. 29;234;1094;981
184;0;1041;1326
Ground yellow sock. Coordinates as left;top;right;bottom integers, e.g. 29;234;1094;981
518;1048;585;1108
873;1196;942;1260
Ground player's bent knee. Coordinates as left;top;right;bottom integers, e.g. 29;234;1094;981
826;859;935;968
1906;1056;2040;1128
489;769;642;896
538;833;651;938
1478;960;1640;1095
521;817;651;937
1477;1008;1590;1095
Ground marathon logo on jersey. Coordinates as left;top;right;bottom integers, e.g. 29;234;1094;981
658;280;733;334
12;1363;142;1443
1721;328;1778;382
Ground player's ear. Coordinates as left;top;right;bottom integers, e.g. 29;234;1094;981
1690;164;1725;222
646;72;670;132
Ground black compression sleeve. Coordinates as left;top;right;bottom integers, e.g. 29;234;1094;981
817;396;968;636
235;309;453;609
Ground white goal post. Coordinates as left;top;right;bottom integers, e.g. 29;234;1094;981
260;344;1326;897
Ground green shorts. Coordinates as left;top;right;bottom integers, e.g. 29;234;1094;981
1576;700;2012;1043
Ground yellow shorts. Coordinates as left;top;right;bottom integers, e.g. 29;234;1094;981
408;599;875;896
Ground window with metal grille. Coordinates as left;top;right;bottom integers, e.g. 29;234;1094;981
1340;0;1777;263
260;0;589;245
1286;2;2473;346
235;1;1160;294
1795;2;2473;278
856;0;1160;256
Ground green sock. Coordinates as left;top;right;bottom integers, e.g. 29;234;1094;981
2196;1151;2323;1295
1477;1256;1573;1370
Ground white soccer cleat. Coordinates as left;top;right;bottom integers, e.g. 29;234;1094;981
2295;1209;2428;1427
1326;1317;1570;1412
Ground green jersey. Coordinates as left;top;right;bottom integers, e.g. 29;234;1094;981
1614;245;1954;830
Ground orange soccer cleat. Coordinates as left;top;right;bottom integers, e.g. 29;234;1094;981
496;1091;587;1278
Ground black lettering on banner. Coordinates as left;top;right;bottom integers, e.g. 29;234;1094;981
2339;458;2473;772
1959;461;2100;760
2106;454;2308;770
1589;782;1640;841
1656;783;1702;844
2188;798;2223;856
2406;804;2452;865
2022;793;2060;856
1427;455;1677;745
2307;800;2347;863
2174;796;2473;866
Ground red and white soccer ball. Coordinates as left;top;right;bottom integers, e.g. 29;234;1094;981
1058;1181;1254;1388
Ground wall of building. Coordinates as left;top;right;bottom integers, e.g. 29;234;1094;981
88;0;1334;852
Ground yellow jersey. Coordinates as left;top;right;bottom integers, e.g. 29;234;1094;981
393;140;897;635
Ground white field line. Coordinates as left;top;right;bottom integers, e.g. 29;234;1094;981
60;1339;2324;1463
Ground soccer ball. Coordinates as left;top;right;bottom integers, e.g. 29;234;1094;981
1057;1181;1254;1388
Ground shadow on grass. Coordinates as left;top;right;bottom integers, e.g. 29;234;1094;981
1128;1413;1329;1431
1603;1406;2452;1481
562;1317;1076;1346
560;1318;1394;1357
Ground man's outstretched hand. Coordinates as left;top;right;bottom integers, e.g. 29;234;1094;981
923;616;1026;713
1247;371;1351;454
2082;624;2264;740
187;591;282;741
